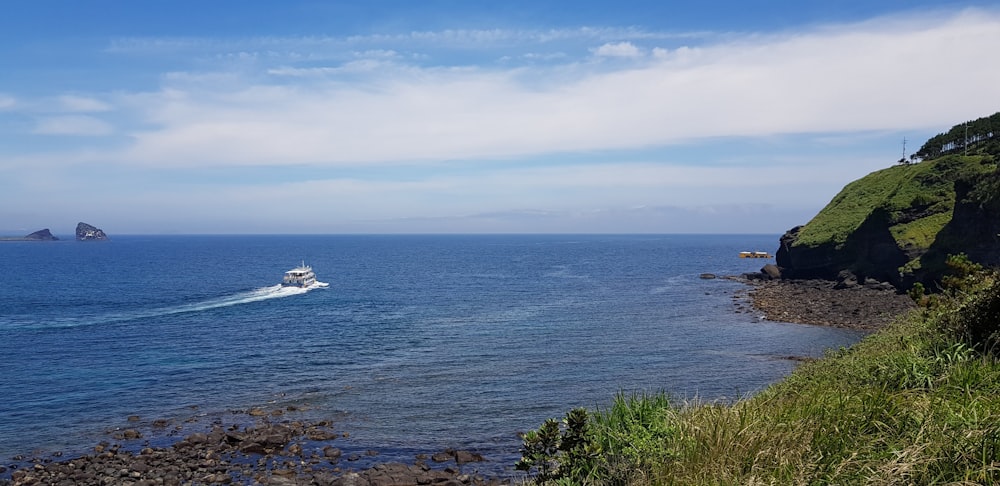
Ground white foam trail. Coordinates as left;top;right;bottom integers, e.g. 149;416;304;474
162;284;308;315
5;282;327;330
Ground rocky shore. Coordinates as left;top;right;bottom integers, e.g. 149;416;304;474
739;277;917;330
1;407;512;486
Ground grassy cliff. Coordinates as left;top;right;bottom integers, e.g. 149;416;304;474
777;115;999;287
794;155;993;250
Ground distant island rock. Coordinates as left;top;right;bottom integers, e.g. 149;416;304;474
0;228;60;241
76;222;109;241
25;228;59;241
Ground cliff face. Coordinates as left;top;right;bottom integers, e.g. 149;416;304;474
76;222;109;241
919;170;1000;276
776;210;911;285
776;153;998;289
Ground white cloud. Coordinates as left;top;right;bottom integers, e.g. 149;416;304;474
0;94;15;110
58;95;111;112
88;8;999;169
33;115;114;136
650;47;670;59
353;49;401;59
592;41;642;58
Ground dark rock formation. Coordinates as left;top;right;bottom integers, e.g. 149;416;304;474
4;409;508;485
919;171;1000;280
76;222;109;241
23;229;58;240
776;208;911;287
746;278;916;330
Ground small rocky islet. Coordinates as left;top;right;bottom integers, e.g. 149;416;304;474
0;228;59;241
0;222;108;242
75;222;109;241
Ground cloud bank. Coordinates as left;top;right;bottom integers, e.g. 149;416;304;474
3;8;999;233
91;9;1000;169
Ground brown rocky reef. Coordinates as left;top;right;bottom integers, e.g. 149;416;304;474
2;407;509;486
745;277;915;330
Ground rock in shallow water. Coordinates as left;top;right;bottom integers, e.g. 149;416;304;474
3;411;510;486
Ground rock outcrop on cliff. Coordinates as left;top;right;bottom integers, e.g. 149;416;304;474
775;114;1000;290
921;169;1000;273
76;222;109;241
24;228;59;240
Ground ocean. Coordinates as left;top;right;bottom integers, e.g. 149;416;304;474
0;234;864;475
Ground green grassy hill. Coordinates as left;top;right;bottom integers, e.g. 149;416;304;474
777;113;1000;288
796;154;991;249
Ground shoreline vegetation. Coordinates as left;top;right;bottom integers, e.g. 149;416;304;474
0;272;980;485
517;261;1000;484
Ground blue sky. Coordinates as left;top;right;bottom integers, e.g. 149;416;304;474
2;1;999;234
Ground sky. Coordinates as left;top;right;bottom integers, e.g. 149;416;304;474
2;1;999;235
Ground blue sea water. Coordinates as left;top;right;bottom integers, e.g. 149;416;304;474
0;234;864;474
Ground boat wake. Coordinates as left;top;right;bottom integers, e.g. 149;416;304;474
163;284;316;315
3;282;329;331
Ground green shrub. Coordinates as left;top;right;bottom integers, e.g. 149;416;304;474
517;408;603;484
948;278;1000;354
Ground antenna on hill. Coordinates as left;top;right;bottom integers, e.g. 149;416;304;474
900;137;908;164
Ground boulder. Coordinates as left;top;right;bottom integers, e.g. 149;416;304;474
834;270;858;289
761;264;782;280
454;450;484;464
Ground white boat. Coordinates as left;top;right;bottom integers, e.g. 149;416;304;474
282;262;317;288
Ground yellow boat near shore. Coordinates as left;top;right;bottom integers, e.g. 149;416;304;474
739;251;772;258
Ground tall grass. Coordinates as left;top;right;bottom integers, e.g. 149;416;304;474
590;392;678;485
520;271;1000;484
